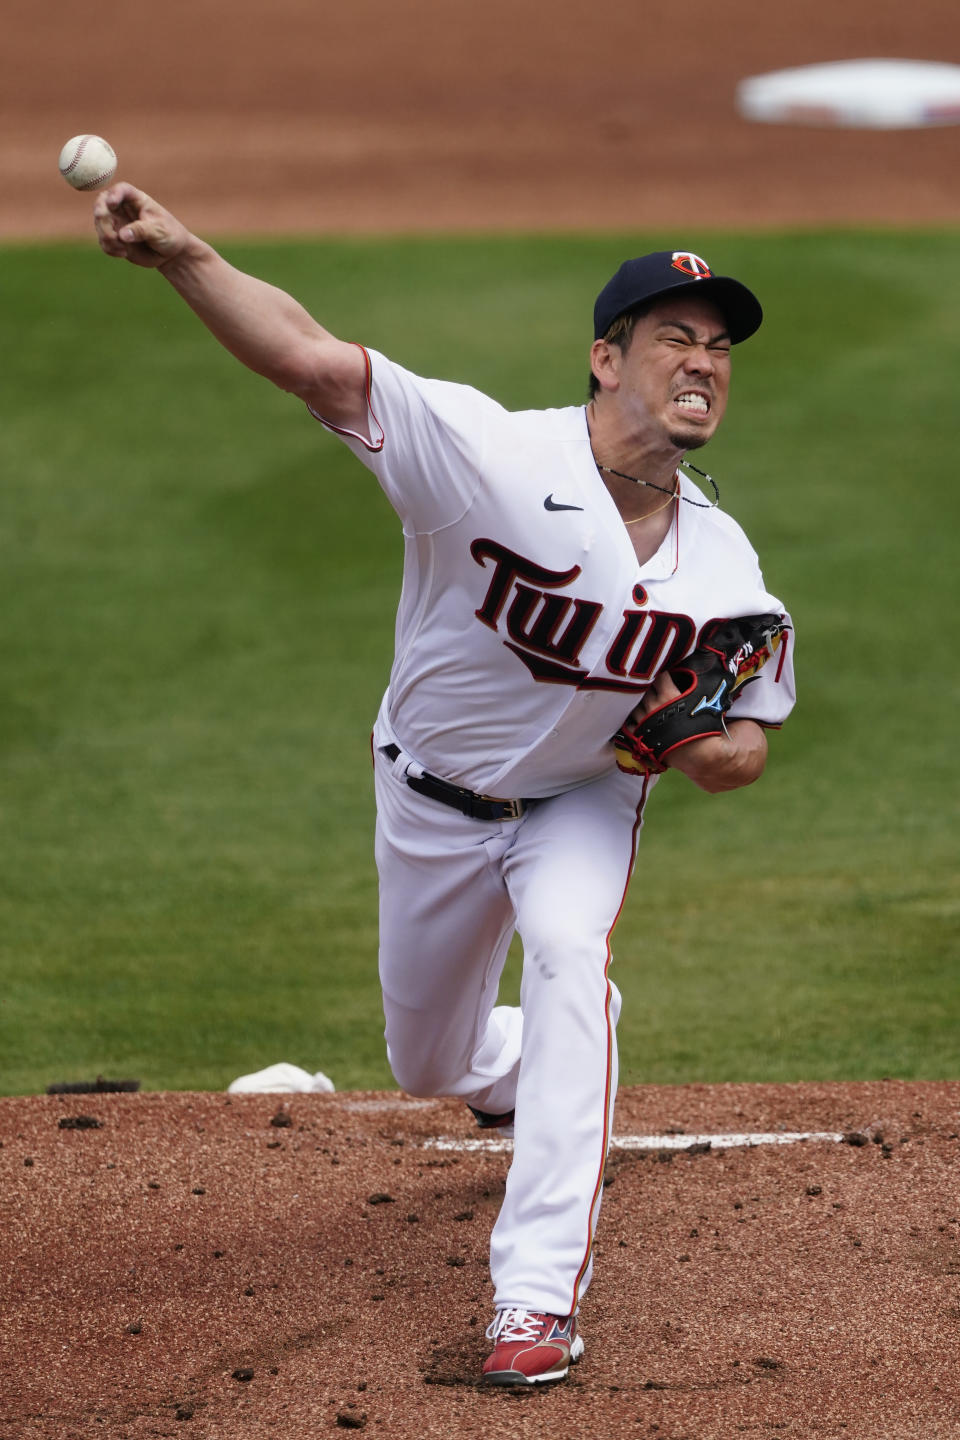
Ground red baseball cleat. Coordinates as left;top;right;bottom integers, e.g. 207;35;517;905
481;1307;584;1385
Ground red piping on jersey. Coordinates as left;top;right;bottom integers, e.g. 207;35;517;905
307;344;385;452
568;777;650;1315
774;625;789;684
738;624;791;725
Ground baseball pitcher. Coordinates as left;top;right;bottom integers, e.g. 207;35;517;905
93;186;795;1386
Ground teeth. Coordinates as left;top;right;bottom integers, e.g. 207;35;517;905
676;393;708;413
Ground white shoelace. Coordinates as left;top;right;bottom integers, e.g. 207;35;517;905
485;1307;546;1342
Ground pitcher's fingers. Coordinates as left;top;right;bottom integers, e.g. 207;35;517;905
92;191;130;258
638;670;681;716
100;181;149;215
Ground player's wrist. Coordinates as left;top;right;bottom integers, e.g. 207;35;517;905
156;231;209;274
667;722;766;792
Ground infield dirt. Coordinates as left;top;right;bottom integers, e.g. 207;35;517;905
3;1083;960;1438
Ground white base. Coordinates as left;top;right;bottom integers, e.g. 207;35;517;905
737;58;960;129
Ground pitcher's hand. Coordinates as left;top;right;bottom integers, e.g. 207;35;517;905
93;184;192;268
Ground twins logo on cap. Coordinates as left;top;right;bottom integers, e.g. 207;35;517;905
671;252;713;278
593;250;762;343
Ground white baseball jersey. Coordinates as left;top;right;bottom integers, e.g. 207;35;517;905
316;347;795;797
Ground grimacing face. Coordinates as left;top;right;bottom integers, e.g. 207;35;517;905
598;294;732;452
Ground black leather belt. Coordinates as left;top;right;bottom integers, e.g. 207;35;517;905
382;744;528;822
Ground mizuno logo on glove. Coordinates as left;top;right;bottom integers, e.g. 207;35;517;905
690;681;730;717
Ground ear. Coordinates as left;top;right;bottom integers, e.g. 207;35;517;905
590;338;621;394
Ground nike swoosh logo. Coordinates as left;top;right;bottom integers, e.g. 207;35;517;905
544;494;584;512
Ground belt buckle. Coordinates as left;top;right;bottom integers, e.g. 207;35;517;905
498;798;524;821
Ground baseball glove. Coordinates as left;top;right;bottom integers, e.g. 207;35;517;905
613;613;789;775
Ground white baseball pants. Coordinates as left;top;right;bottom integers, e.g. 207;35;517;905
374;745;648;1317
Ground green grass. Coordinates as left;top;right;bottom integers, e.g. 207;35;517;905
1;229;958;1095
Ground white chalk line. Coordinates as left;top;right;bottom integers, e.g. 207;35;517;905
424;1130;846;1154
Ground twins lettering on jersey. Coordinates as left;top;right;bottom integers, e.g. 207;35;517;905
470;537;695;694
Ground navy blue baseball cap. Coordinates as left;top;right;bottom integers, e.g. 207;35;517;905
593;250;763;343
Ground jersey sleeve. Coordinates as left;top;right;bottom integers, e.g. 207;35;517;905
308;346;501;534
690;506;797;731
727;607;796;729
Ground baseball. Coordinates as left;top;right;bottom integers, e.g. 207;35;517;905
58;134;117;191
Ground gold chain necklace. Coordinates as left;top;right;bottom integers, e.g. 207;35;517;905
621;483;679;524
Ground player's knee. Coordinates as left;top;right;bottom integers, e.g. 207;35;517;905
386;1047;451;1098
520;919;599;979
